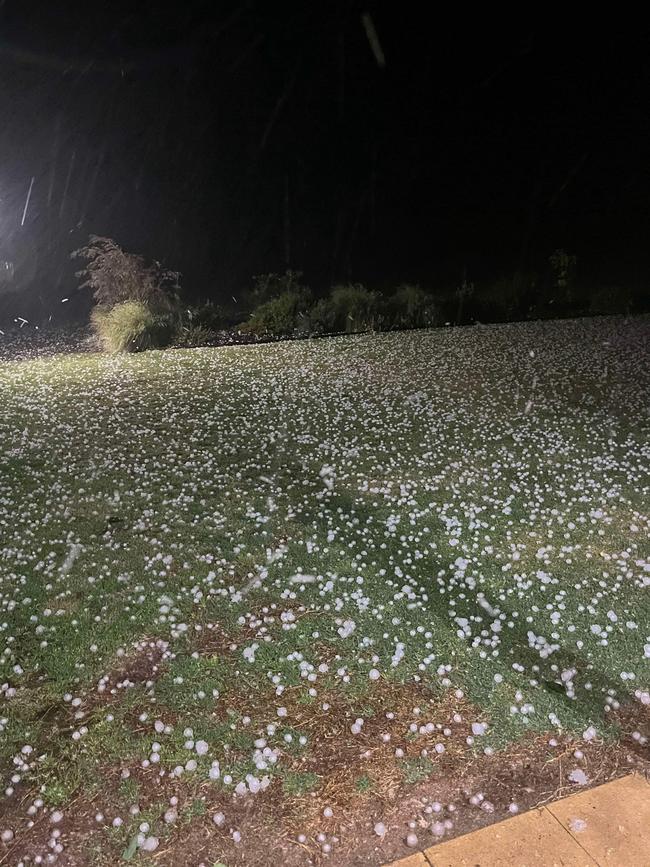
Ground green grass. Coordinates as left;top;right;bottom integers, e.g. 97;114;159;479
0;316;648;861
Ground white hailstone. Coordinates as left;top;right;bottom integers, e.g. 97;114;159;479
323;807;333;818
209;762;221;780
94;813;104;822
1;828;14;842
232;830;242;843
569;818;587;833
112;817;123;827
297;834;307;843
573;750;584;760
322;843;332;854
374;822;386;837
164;809;177;824
568;769;589;786
212;812;225;826
471;722;487;736
406;832;419;848
434;743;445;754
431;821;446;837
395;748;404;758
154;720;165;733
195;740;209;756
140;836;159;852
235;782;247;796
277;707;287;717
185;759;197;772
369;668;381;681
508;803;519;814
50;811;63;824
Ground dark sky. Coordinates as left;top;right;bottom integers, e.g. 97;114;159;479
1;2;649;307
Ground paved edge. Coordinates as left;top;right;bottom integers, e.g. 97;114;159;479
384;773;650;867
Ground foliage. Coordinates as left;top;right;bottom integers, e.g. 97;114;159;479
173;323;217;348
549;249;577;298
248;270;307;308
246;288;312;337
308;297;338;334
387;284;438;329
91;301;174;353
478;273;537;321
330;283;380;332
454;279;474;324
72;236;180;311
186;301;227;331
588;286;633;316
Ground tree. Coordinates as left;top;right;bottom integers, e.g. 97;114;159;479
71;236;180;310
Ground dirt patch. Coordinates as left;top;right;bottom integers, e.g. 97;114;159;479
2;685;648;866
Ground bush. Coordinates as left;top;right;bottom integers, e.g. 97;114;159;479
246;289;311;337
173;324;217;348
91;301;174;353
330;284;380;332
588;286;634;316
247;270;306;308
309;297;338;334
186;301;227;331
387;284;438;329
72;236;180;311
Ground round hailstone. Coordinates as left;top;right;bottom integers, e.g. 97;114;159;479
1;829;14;842
195;740;209;756
374;822;386;837
164;809;177;824
369;669;381;681
508;803;519;814
431;822;446;837
569;818;587;833
406;832;419;848
50;811;63;824
212;812;225;827
323;807;333;818
140;836;159;852
232;830;242;843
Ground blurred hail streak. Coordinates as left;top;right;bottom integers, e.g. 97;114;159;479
20;176;35;226
361;12;385;68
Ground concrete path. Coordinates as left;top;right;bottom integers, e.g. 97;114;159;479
385;774;650;867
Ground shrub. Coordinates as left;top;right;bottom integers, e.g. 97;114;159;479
186;301;227;331
246;289;311;337
589;286;633;316
387;284;438;329
173;324;217;348
309;297;338;334
247;270;306;308
91;301;174;353
330;284;380;332
72;236;180;311
476;273;536;321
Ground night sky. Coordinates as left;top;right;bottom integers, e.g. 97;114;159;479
1;2;649;312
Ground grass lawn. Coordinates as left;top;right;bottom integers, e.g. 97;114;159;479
0;316;648;865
